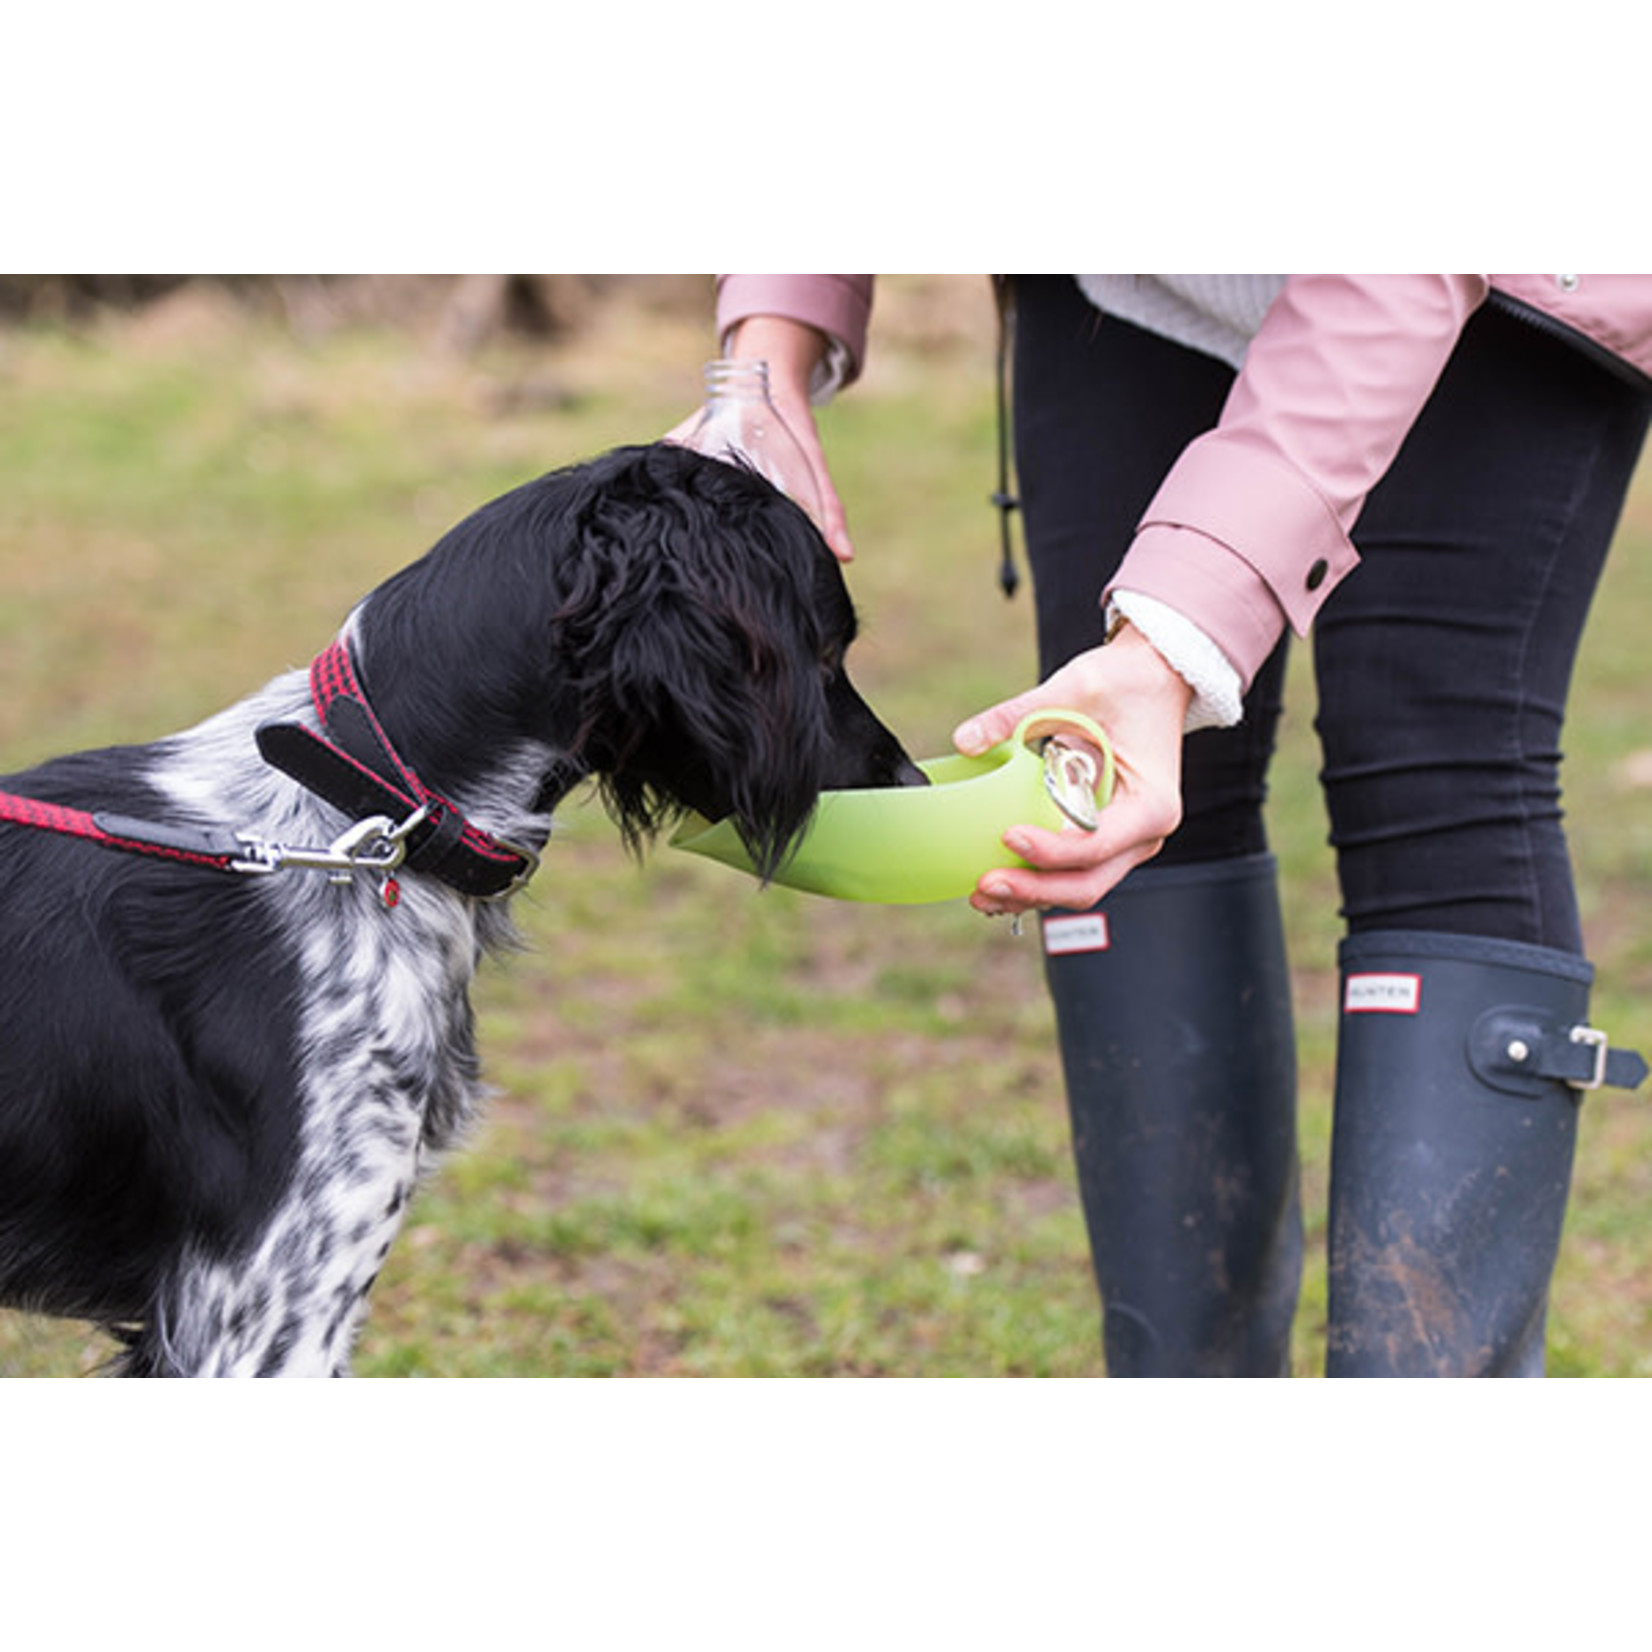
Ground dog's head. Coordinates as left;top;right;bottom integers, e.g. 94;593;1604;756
362;444;924;882
555;444;925;877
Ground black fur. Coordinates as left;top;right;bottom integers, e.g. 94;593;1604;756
0;443;922;1374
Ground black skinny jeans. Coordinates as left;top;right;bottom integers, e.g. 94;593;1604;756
1012;276;1651;952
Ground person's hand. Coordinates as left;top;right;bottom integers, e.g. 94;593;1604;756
664;315;855;563
952;624;1194;917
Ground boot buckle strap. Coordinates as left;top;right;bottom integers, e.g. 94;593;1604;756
1472;1009;1648;1095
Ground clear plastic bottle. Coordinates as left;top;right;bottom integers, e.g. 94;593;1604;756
683;358;823;524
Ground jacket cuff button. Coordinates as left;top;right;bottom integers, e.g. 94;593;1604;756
1306;558;1329;591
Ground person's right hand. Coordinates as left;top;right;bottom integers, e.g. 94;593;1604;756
665;315;855;562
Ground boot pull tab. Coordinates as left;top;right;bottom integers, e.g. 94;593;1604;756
1469;1007;1649;1097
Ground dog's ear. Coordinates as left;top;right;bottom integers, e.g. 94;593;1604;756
560;449;833;877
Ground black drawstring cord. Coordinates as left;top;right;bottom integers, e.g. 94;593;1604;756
991;275;1020;599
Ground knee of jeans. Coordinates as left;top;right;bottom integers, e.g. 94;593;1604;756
1320;749;1578;945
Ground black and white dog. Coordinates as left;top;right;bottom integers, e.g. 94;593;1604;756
0;443;923;1376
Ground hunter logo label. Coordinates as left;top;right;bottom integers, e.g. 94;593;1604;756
1344;972;1422;1014
1042;913;1111;956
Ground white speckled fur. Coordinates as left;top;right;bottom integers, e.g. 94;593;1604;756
145;670;547;1375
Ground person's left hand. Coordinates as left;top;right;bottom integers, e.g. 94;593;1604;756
952;625;1194;917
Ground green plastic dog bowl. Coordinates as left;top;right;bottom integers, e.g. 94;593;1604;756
670;710;1114;904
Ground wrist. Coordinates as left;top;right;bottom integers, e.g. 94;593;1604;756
1095;621;1196;722
724;316;827;404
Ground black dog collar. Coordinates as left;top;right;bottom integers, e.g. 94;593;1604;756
256;640;538;902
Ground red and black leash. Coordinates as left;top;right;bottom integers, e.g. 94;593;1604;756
0;639;538;903
0;790;251;873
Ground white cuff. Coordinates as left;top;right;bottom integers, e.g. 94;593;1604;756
1107;590;1244;732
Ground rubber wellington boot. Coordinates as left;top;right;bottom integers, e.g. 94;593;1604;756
1326;930;1647;1377
1041;852;1303;1376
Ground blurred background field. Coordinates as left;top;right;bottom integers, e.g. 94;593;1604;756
1;274;1649;1377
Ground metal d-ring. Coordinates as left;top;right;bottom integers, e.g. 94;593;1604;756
1038;736;1102;832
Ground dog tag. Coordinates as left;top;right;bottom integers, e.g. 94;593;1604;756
380;876;401;909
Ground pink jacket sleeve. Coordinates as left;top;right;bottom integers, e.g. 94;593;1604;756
715;275;876;390
1108;275;1491;687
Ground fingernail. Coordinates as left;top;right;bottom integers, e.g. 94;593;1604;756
982;877;1011;900
955;719;983;752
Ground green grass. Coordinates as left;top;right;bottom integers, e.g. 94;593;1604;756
2;280;1650;1376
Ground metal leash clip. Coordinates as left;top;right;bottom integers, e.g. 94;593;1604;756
1038;736;1103;832
232;804;432;886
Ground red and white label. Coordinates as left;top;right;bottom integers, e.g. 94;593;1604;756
1042;913;1110;956
1343;972;1422;1014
